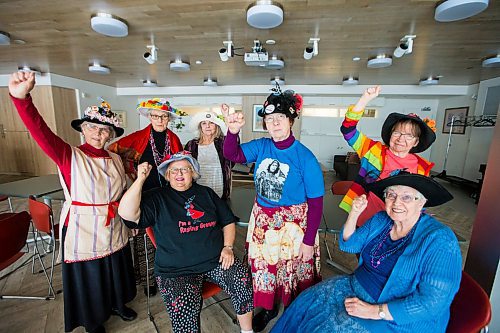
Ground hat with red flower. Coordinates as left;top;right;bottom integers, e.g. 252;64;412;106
71;99;124;137
257;84;304;119
381;113;436;153
136;98;186;118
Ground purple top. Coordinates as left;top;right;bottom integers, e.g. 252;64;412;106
223;131;323;245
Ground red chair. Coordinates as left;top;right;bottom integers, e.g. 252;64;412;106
144;227;236;332
331;180;353;197
447;271;492;333
0;195;13;213
0;211;55;300
28;196;59;296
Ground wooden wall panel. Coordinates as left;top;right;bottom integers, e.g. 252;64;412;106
51;87;80;146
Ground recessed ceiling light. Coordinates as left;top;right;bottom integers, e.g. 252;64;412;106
203;77;218;87
142;79;158;87
169;59;190;72
247;1;284;29
367;55;393;68
18;65;41;75
352;56;361;61
434;0;489;22
482;55;500;68
419;77;439;86
266;39;276;45
342;76;359;86
88;62;111;74
270;76;285;86
90;13;128;37
0;31;11;45
265;56;285;70
195;60;203;65
13;39;26;45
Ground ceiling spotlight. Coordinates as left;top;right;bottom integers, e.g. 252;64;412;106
367;55;393;68
304;38;320;60
419;77;439;86
352;56;361;62
219;41;233;62
143;44;158;65
246;1;284;29
393;35;416;58
435;0;489;22
0;31;11;45
203;77;218;87
18;65;42;76
342;76;359;86
90;13;128;37
482;55;500;68
270;76;285;86
88;62;110;75
170;59;190;72
142;79;158;87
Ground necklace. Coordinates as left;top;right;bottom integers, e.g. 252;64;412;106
369;223;416;269
149;130;170;166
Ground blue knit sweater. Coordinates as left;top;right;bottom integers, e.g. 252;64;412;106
340;212;462;333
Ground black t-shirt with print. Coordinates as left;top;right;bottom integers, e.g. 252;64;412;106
123;183;236;277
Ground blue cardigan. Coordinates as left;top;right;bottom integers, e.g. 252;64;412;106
340;212;462;333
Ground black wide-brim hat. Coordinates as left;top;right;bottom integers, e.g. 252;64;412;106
366;172;453;207
381;113;436;153
71;102;124;137
257;89;303;119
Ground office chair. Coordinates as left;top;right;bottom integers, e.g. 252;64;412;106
0;211;55;300
144;227;236;332
447;271;491;333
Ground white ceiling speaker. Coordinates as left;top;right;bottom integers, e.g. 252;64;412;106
203;77;218;87
142;79;158;87
247;1;284;29
91;13;128;37
482;55;500;68
0;31;11;45
170;59;190;72
266;56;285;69
342;76;359;86
18;65;41;76
270;77;285;86
419;77;439;86
88;62;111;74
434;0;489;22
367;55;393;68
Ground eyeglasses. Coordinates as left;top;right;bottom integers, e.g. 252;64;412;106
384;191;421;203
83;123;112;134
263;113;287;123
391;131;416;141
168;167;192;175
150;114;169;121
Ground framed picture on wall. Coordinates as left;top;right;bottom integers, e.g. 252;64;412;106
443;107;469;134
252;104;266;132
114;111;127;128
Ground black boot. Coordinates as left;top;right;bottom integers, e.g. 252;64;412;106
89;325;106;333
143;285;157;297
252;306;279;332
111;305;137;321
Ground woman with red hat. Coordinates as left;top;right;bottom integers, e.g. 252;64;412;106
340;86;436;225
108;97;183;297
8;71;136;333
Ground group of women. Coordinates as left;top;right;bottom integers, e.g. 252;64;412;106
8;70;461;333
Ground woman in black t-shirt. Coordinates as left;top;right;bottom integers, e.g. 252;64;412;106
119;151;253;333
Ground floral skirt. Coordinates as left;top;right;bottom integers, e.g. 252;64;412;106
246;201;321;310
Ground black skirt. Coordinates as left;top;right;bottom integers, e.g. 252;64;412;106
62;227;136;332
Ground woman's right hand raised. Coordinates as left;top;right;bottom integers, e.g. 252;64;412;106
353;86;381;112
221;103;245;134
137;162;152;182
351;194;368;215
9;71;36;99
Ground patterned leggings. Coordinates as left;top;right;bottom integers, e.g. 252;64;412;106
156;257;254;333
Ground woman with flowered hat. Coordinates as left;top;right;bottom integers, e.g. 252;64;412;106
8;71;136;333
184;109;234;199
340;86;436;226
223;86;325;332
108;97;183;297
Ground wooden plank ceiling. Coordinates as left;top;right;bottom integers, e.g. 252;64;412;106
0;0;499;87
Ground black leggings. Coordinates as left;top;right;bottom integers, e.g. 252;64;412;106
156;257;253;333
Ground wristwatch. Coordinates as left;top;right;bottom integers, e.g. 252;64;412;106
223;245;234;250
378;304;386;319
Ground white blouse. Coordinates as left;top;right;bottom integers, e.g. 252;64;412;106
197;142;224;197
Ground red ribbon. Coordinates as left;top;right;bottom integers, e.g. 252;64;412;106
71;200;120;227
